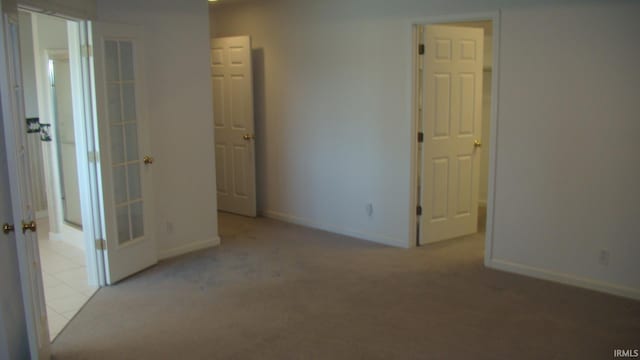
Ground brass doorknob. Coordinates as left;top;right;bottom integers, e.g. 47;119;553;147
242;134;255;141
143;155;154;165
21;221;36;234
3;223;14;234
474;140;482;148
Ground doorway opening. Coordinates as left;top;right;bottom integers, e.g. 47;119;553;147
5;4;156;354
17;10;98;341
413;15;498;252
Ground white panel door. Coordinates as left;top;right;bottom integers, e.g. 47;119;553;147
93;22;156;284
211;36;256;217
0;10;50;359
420;25;484;244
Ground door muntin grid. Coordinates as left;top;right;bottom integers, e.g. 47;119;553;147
105;39;144;245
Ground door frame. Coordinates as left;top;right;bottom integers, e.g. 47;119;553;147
409;11;501;264
26;9;105;287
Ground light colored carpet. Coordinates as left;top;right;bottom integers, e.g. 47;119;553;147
52;212;640;359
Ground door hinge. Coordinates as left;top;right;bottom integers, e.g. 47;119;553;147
81;45;93;58
95;239;106;250
417;132;424;143
416;206;422;216
418;44;425;55
2;223;15;234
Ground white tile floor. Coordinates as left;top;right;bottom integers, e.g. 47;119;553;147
37;218;97;340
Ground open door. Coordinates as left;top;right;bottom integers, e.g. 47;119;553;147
211;36;256;217
92;22;156;284
420;25;484;244
0;5;50;359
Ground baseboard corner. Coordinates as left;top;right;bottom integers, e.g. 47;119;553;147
158;236;221;260
262;210;407;248
486;258;640;301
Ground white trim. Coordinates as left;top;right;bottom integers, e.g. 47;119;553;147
410;11;500;26
409;11;501;256
77;19;107;287
484;12;501;268
158;237;221;260
263;210;408;249
18;1;96;21
67;19;102;287
407;24;420;248
487;258;640;301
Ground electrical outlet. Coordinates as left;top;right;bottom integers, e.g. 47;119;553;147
366;203;374;217
599;249;610;266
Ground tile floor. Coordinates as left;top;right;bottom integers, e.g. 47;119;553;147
37;218;98;340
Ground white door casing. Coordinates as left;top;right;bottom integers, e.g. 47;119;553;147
0;7;51;359
420;25;484;244
211;36;256;217
92;22;156;284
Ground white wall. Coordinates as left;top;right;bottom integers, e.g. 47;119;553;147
491;1;640;299
96;0;219;258
19;12;37;118
211;0;640;299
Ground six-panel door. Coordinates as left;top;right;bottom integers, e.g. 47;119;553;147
420;25;484;244
211;36;256;217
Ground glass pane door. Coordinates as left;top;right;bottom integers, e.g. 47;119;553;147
104;40;144;245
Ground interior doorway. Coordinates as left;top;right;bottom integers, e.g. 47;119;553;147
211;35;257;218
4;2;157;353
414;17;497;247
17;10;98;340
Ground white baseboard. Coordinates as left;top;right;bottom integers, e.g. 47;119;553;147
158;236;221;260
60;223;84;250
486;258;640;301
262;210;408;248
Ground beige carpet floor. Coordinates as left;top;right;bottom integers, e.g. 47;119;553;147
52;212;640;359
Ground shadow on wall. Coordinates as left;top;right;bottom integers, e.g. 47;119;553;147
252;47;266;213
